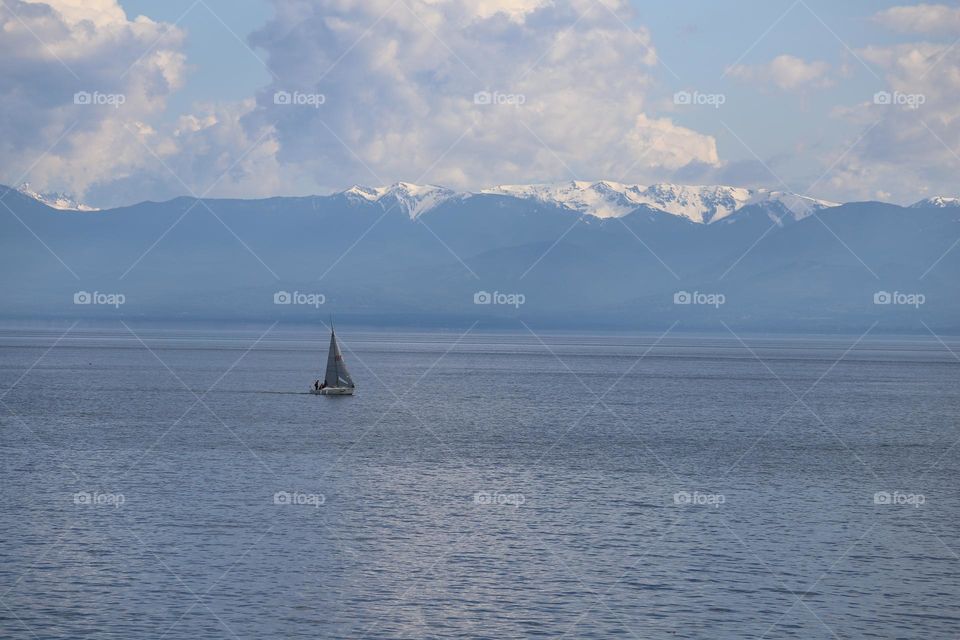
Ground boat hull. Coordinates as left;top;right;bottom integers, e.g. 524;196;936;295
311;387;354;396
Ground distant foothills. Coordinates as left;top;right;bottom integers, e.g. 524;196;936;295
2;181;958;332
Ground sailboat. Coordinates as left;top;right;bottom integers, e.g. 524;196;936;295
311;324;356;395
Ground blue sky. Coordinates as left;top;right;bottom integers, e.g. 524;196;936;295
2;0;958;206
118;0;273;108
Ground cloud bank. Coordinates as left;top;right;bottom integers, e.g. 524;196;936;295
0;0;185;199
825;7;960;202
2;0;960;207
243;0;719;190
1;0;722;206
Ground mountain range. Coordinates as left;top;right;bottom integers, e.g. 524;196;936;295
312;180;843;224
2;181;958;331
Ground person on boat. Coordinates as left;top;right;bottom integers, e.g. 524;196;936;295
320;381;326;390
314;380;319;391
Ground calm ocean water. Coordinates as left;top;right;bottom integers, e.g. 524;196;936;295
1;324;958;639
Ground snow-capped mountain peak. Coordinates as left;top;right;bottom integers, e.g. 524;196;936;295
336;180;841;222
17;183;98;211
481;181;838;223
341;182;456;218
631;183;753;223
342;184;383;201
910;196;960;208
482;180;645;218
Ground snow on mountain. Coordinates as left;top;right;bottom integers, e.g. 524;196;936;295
17;183;98;211
910;196;960;208
482;181;643;218
734;191;840;224
338;180;839;223
482;181;838;223
342;182;457;219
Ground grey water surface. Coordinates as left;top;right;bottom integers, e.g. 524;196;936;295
1;325;958;639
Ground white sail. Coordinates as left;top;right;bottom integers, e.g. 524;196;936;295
324;329;354;388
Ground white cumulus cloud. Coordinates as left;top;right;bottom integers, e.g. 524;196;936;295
0;0;187;203
727;54;833;91
826;39;960;203
242;0;718;191
873;3;960;35
0;0;725;204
